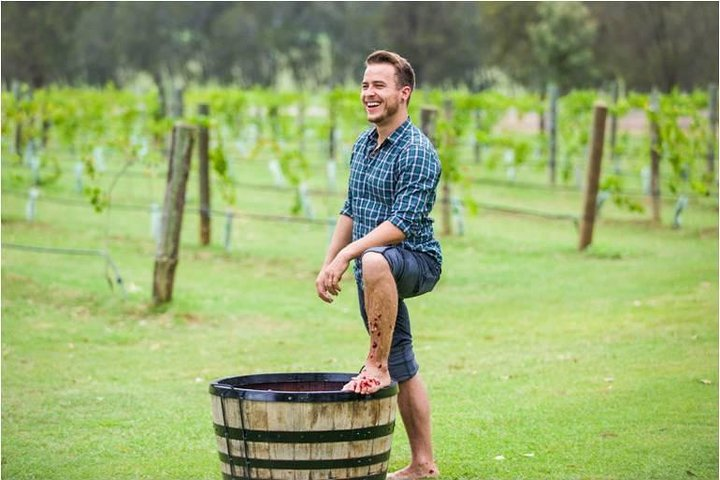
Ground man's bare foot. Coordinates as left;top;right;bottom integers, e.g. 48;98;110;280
341;365;391;395
386;463;439;480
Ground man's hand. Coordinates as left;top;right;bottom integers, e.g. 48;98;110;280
315;250;351;303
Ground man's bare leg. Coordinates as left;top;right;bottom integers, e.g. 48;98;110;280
343;252;395;394
388;373;439;479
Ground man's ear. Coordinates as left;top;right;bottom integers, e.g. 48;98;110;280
401;86;412;104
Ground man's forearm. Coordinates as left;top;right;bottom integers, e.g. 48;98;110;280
323;214;354;266
338;220;405;262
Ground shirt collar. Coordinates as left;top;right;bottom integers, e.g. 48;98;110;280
368;117;412;146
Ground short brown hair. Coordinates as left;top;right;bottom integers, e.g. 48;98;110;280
365;50;416;103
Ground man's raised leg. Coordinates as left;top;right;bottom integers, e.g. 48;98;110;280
388;373;439;479
343;251;396;394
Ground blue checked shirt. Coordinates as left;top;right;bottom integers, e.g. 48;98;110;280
340;118;442;279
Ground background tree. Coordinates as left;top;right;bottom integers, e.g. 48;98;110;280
72;3;120;86
526;2;598;93
1;1;89;88
315;3;385;87
588;1;719;91
479;2;541;90
377;2;485;88
205;3;278;86
1;2;717;92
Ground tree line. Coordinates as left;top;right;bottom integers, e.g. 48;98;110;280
2;1;717;94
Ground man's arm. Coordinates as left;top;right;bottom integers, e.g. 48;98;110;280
321;214;353;268
316;217;405;303
388;143;441;238
338;220;405;261
316;214;353;303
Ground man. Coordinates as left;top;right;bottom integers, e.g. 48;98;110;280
315;50;441;480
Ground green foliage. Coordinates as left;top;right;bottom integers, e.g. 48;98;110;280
637;89;714;196
208;136;236;206
600;174;645;213
557;89;598;182
187;87;247;133
328;87;361;143
278;149;309;187
2;84;716;220
435;99;469;183
527;2;599;91
84;185;108;213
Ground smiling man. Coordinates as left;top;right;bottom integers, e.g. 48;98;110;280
315;50;442;480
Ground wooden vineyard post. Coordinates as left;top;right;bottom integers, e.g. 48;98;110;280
421;107;439;162
12;82;29;157
707;84;718;182
473;109;482;164
548;84;559;186
197;104;211;246
609;80;620;173
153;123;196;305
298;99;306;158
420;107;450;237
649;90;662;225
420;107;438;141
578;102;608;251
170;86;185;119
328;106;337;193
539;89;546;134
441;100;454;236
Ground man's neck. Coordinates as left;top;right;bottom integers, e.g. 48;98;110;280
375;114;409;147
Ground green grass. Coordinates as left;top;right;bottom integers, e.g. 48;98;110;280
2;149;718;479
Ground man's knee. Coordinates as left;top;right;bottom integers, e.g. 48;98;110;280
361;251;392;285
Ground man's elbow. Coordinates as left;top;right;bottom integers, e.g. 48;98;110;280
385;219;409;243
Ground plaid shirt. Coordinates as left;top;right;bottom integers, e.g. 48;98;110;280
340;118;442;278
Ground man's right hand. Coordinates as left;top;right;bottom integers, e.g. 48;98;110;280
315;269;336;303
315;251;351;303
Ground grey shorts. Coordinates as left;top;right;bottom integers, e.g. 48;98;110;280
356;246;441;382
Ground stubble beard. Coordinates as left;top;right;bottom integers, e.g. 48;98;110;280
368;97;401;126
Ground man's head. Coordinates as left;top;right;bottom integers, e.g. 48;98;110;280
365;50;416;104
362;50;415;127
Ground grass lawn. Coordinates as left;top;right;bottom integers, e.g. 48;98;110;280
1;150;718;479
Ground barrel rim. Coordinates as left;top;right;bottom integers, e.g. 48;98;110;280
209;372;398;402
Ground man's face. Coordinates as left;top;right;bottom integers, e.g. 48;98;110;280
361;63;410;126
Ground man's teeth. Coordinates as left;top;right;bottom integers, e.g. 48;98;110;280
367;102;380;107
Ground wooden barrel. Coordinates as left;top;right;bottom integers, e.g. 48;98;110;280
209;372;398;480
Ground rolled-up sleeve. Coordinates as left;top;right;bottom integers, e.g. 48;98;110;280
388;144;441;237
339;196;352;218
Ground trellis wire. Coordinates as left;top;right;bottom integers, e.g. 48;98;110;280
2;185;582;232
2;242;126;295
4;156;711;202
3;188;336;226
